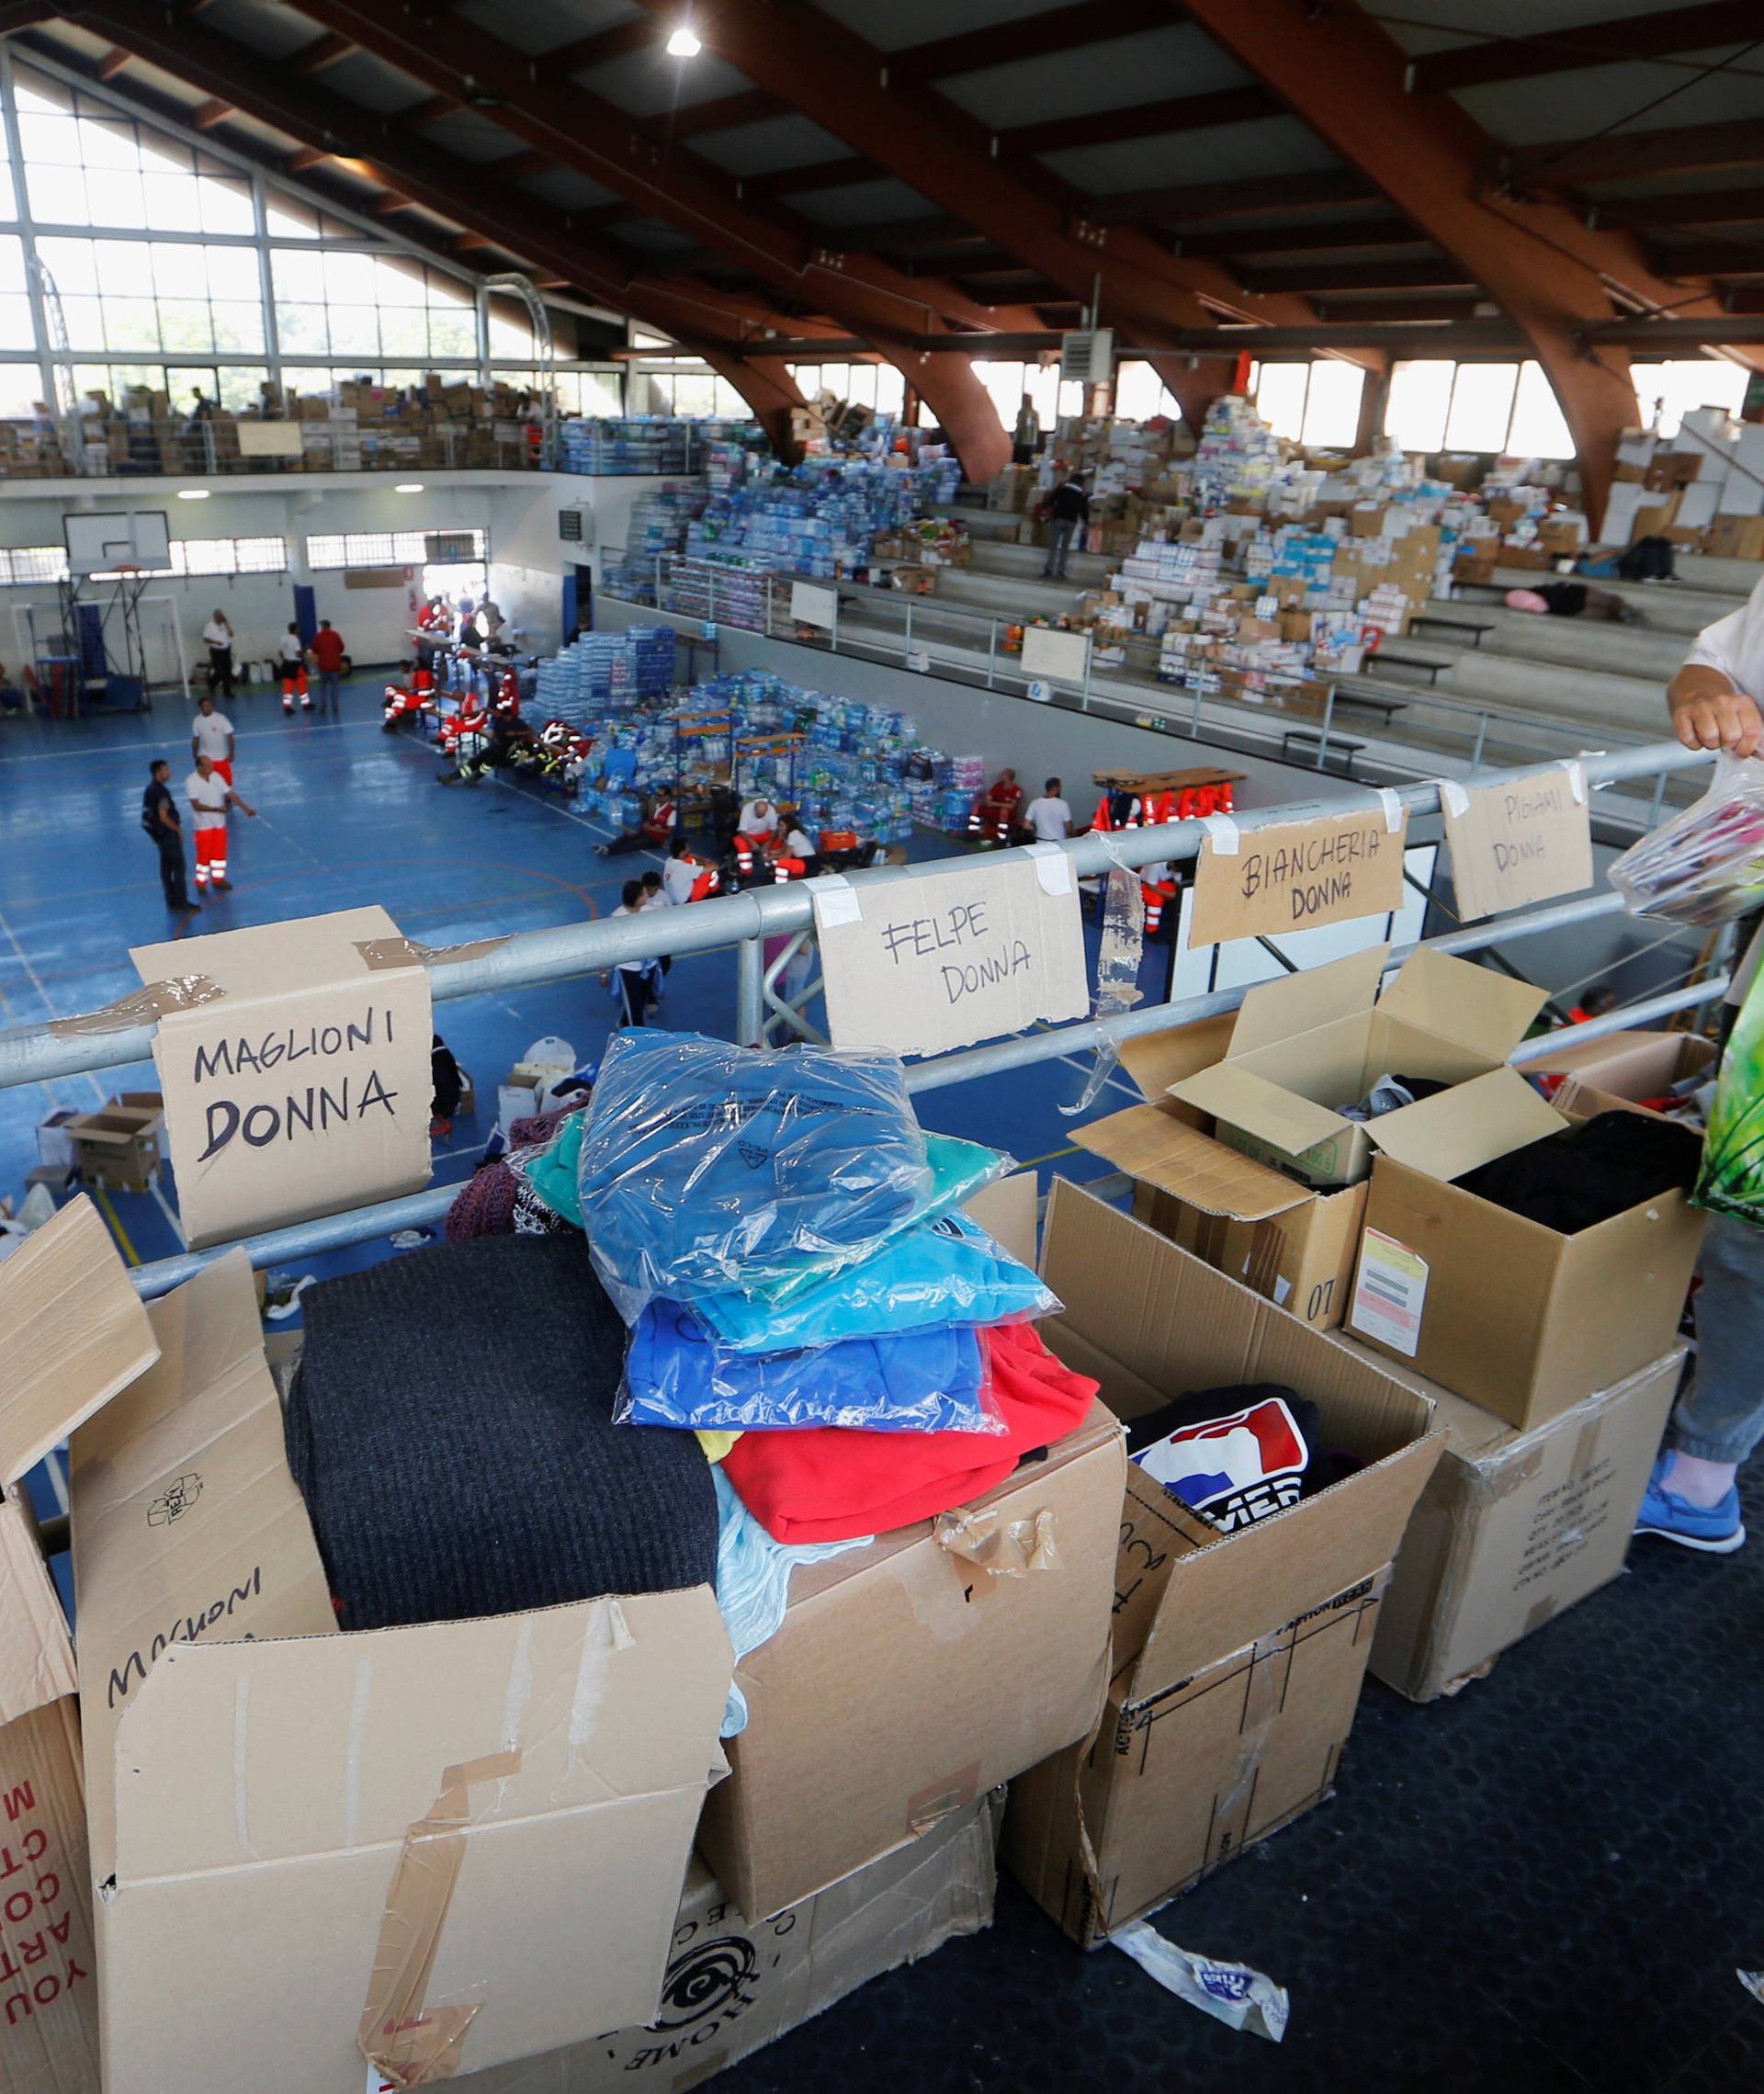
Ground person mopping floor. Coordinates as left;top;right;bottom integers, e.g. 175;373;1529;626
186;751;255;892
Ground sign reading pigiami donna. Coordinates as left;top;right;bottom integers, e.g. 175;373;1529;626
130;907;434;1249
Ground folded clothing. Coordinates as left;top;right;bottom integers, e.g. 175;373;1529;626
285;1234;718;1630
1127;1386;1324;1532
712;1468;870;1737
622;1302;996;1434
578;1030;933;1308
695;1206;1057;1353
1455;1108;1702;1234
721;1319;1099;1545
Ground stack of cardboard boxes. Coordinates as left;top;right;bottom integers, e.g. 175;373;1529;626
1606;414;1764;558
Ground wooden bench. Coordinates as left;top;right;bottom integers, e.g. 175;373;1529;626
1281;727;1366;775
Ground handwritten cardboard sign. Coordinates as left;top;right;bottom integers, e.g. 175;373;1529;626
1190;805;1409;947
130;907;433;1250
1442;764;1592;922
809;854;1088;1055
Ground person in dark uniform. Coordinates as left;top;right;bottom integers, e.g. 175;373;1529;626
141;758;198;914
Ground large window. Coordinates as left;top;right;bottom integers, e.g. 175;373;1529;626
15;66;250;234
1253;361;1366;447
0;535;287;583
1631;358;1749;438
271;249;475;361
39;236;265;356
1113;361;1183;422
637;365;752;417
306;526;487;571
1385;358;1577;459
784;360;907;418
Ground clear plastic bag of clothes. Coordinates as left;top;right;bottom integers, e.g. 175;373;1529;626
695;1207;1060;1353
617;1301;1005;1434
579;1029;933;1312
1609;754;1764;925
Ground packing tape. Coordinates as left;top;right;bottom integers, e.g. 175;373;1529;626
1461;1442;1548;1510
1197;812;1239;855
357;1748;523;2088
1374;787;1405;833
1023;840;1074;896
356;934;510;972
48;974;223;1037
806;872;862;929
1556;758;1588;806
1437;778;1472;819
904;1760;980;1840
934;1504;1060;1578
1569;1411;1605;1481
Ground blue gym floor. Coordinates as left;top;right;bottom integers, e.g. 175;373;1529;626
0;672;1136;1286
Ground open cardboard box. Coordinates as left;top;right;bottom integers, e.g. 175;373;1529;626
0;1198;159;2094
1346;1092;1705;1430
4;1203;735;2094
1363;1342;1683;1702
1079;1002;1363;1329
1003;1181;1442;1946
695;1402;1125;1923
458;1793;1002;2094
1167;945;1549;1187
1522;1027;1717;1119
64;1094;163;1195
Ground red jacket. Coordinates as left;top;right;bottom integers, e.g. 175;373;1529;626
311;628;346;673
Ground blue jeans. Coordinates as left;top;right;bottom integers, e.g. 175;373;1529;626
315;669;342;715
1045;518;1077;577
1670;1211;1764;1464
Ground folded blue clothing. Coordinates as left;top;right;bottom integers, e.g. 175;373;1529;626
580;1030;932;1308
695;1206;1060;1353
620;1298;1000;1433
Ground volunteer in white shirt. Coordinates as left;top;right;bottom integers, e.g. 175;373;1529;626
279;624;311;714
1023;776;1073;841
606;878;662;1026
200;609;234;699
185;753;255;893
783;821;816;862
189;694;235;784
661;837;698;906
1672;574;1764;755
738;795;780;840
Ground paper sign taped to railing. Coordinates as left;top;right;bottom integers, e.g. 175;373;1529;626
1441;765;1592;921
1190;806;1409;946
790;581;837;631
1020;624;1090;685
130;906;433;1250
810;855;1088;1055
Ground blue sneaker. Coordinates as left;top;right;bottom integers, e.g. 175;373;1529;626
1634;1454;1746;1554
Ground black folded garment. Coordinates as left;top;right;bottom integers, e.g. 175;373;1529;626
285;1233;718;1630
1125;1385;1325;1532
1454;1109;1702;1236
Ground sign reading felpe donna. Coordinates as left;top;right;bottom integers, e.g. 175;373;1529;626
130;907;433;1249
809;854;1089;1055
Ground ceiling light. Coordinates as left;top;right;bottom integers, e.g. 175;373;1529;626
175;488;209;500
394;481;424;492
666;26;702;57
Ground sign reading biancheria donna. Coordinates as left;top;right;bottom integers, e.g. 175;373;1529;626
130;907;434;1250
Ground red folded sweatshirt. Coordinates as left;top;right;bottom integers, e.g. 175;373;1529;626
720;1319;1100;1545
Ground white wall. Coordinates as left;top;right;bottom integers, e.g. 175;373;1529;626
0;480;524;673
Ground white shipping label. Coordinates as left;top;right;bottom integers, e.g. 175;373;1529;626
1349;1228;1429;1357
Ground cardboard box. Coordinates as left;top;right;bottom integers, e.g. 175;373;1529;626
1167;945;1549;1188
696;1405;1125;1921
130;908;437;1250
51;1242;732;2094
1521;1027;1717;1117
64;1093;163;1194
1704;515;1764;561
455;1794;1001;2094
1368;1347;1682;1702
1072;1102;1366;1329
0;1198;159;2094
1002;1182;1441;1945
1347;1101;1704;1430
35;1110;79;1171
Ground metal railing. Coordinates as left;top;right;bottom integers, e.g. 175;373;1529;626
605;552;1684;808
0;736;1722;1300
